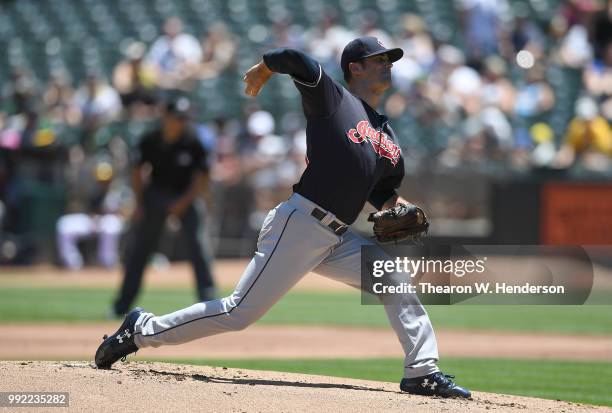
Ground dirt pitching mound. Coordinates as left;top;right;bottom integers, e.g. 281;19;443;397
1;361;609;413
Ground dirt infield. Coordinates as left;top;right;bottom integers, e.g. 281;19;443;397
1;323;611;361
1;361;609;413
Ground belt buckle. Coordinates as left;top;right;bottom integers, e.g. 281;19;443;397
335;225;348;235
331;221;348;235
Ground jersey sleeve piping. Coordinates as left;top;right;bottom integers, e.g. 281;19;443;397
292;64;322;87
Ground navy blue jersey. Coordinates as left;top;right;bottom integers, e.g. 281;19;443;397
264;48;405;224
134;127;209;194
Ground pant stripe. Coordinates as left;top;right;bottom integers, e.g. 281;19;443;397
136;208;298;338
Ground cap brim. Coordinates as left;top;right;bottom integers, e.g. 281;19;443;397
363;48;403;62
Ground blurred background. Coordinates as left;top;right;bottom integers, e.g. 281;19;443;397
1;0;611;266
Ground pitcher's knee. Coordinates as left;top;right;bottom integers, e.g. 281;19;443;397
218;293;267;332
228;310;259;331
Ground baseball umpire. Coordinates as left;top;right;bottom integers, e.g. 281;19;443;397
110;97;216;317
96;37;470;398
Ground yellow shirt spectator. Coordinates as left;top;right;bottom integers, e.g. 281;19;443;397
565;115;612;155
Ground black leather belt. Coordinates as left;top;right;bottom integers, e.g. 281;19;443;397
311;208;348;235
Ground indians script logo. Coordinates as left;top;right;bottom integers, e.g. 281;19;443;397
346;120;401;166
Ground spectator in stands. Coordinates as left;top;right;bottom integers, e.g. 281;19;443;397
480;106;515;158
591;0;612;58
0;99;59;151
458;0;511;59
427;45;466;115
555;96;612;171
146;17;202;91
480;55;516;114
266;18;305;51
2;68;37;116
359;10;394;49
447;60;483;117
549;0;597;68
281;128;308;188
583;42;612;121
529;122;557;167
556;22;593;68
240;110;290;229
73;73;122;141
112;41;158;119
555;0;595;28
391;14;435;93
241;111;286;170
198;23;238;80
43;71;81;127
509;4;546;60
0;107;22;150
513;63;555;148
209;117;256;254
304;8;355;74
18;104;50;148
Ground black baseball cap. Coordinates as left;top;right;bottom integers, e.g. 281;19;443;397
165;97;192;118
341;36;403;74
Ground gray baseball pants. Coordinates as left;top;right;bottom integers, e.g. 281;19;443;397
134;193;439;379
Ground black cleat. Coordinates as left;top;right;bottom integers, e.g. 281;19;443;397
400;372;471;398
95;307;143;369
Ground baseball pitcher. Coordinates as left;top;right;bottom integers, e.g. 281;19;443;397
95;37;470;398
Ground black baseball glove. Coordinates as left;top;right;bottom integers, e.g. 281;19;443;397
368;203;429;243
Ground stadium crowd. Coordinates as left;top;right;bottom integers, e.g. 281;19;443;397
0;0;611;265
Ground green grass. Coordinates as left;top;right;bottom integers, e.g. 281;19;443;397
169;357;612;407
0;287;611;334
